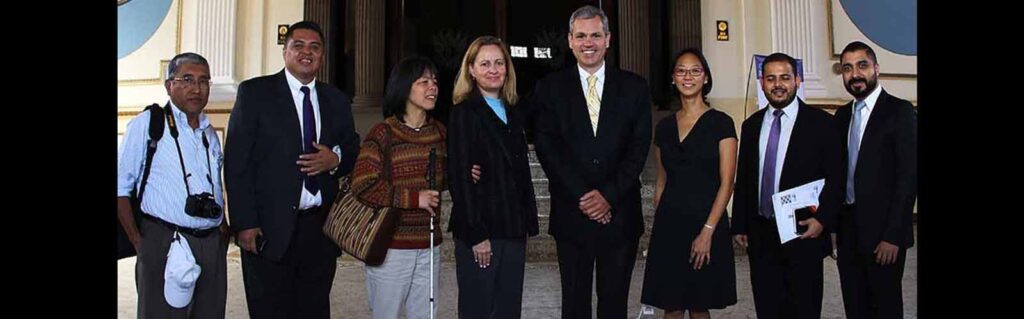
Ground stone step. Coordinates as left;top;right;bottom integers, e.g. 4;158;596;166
529;162;547;180
341;196;749;264
341;143;753;263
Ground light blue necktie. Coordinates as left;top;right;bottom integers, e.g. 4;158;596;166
846;100;866;204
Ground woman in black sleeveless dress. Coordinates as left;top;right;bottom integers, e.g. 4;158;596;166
640;48;739;319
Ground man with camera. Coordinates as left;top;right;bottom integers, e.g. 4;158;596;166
117;52;230;318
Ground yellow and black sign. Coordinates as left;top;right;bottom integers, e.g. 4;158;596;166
278;25;289;45
716;20;729;41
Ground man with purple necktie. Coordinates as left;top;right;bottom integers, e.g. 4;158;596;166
731;52;845;319
225;21;361;318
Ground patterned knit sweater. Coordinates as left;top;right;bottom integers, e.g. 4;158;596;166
351;116;447;249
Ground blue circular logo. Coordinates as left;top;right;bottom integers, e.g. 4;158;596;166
839;0;916;56
118;0;174;59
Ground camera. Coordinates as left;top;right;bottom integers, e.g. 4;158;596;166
185;192;222;219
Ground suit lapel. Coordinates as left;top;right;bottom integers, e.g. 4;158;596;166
275;71;303;153
741;109;767;213
748;109;766;182
779;102;809;189
845;89;889;178
315;82;333;145
836;102;853;151
595;68;619;141
859;90;889;155
563;68;596;142
471;97;515;168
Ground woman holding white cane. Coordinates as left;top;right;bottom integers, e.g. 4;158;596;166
351;56;447;319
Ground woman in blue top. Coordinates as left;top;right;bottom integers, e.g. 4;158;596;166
446;35;539;319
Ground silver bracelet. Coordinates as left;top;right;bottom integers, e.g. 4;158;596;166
703;223;714;230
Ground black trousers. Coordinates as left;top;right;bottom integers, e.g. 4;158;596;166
556;236;640;319
454;238;527;319
240;211;338;319
837;204;908;319
837;244;907;319
747;218;824;319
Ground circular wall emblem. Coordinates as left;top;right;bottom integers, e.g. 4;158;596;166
839;0;916;55
118;0;174;59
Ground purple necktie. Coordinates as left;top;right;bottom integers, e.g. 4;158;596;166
300;86;320;195
760;109;784;218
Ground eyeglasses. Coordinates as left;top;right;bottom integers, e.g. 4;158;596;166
673;68;705;77
170;76;212;89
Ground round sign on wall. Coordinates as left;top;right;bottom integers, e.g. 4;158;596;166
839;0;916;56
118;0;174;59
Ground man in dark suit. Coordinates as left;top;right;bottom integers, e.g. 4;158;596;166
731;52;844;319
532;5;652;318
224;21;360;319
834;41;917;319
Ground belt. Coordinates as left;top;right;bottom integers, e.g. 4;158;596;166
143;214;218;238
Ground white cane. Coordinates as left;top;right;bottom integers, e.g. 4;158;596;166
429;210;436;319
426;148;438;319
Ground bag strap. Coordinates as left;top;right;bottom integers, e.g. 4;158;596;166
381;123;394;188
137;103;164;201
347;123;395;206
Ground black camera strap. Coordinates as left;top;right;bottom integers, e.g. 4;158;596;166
164;104;214;195
202;132;214;187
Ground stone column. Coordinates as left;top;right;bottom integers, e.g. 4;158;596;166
618;0;650;82
352;0;385;108
770;0;828;97
195;0;238;102
669;0;702;55
305;0;334;84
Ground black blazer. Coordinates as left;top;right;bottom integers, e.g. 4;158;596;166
732;101;844;259
447;92;539;246
835;90;917;253
532;66;653;244
224;70;361;261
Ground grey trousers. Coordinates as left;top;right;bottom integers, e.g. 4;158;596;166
136;216;227;319
364;247;441;319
